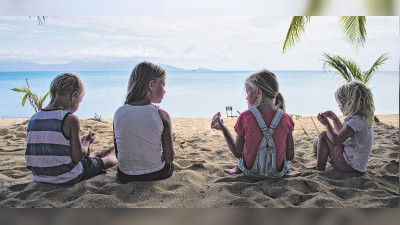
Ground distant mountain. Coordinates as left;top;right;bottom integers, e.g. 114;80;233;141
0;60;191;72
192;68;213;72
157;63;187;72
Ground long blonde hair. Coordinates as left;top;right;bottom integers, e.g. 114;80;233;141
125;61;166;104
335;81;375;124
246;70;285;112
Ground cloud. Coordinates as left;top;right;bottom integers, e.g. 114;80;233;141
0;16;398;70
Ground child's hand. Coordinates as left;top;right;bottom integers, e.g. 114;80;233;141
317;113;329;125
82;131;96;145
211;112;224;130
323;111;337;119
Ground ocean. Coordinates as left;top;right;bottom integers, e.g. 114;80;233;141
0;71;398;118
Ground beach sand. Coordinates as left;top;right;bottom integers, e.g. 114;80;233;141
0;115;398;208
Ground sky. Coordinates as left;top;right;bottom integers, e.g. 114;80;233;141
0;16;398;71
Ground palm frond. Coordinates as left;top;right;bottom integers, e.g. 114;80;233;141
22;93;28;106
362;53;390;84
304;0;325;15
338;57;363;82
283;16;311;53
322;53;353;82
38;91;50;110
11;88;27;93
25;78;30;90
339;16;367;50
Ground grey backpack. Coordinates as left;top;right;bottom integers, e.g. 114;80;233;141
237;107;290;180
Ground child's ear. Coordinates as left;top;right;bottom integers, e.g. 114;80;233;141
71;91;79;102
256;88;262;98
148;80;154;91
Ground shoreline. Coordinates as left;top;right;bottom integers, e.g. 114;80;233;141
0;113;398;127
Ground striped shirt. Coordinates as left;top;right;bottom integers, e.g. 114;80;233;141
25;109;82;184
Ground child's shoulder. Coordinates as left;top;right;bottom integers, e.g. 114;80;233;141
240;110;253;117
281;112;292;120
345;115;369;124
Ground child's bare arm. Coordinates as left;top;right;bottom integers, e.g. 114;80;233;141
325;123;354;146
323;111;343;132
158;108;175;164
212;113;244;158
285;133;294;161
63;114;88;163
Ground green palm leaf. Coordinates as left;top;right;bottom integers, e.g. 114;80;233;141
25;78;30;90
338;57;363;82
32;93;39;106
22;93;28;106
362;53;390;85
11;88;27;93
38;91;50;110
283;16;311;52
339;16;366;50
323;53;353;82
304;0;324;15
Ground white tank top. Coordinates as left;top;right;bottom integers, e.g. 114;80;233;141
113;104;165;175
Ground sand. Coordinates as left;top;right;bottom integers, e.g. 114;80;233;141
0;115;398;208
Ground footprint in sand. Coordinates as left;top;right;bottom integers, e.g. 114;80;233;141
9;182;30;192
289;193;315;206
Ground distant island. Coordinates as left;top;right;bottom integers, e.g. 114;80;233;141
0;60;213;72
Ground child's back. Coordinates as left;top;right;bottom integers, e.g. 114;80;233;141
234;109;294;170
25;109;82;184
114;104;165;175
342;115;373;172
25;72;117;184
113;62;175;182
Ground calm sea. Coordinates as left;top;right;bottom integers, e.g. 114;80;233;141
0;71;398;118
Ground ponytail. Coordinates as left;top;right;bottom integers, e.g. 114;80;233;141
275;92;285;112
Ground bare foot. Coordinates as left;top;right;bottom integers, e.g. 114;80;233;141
284;170;301;177
224;166;242;175
90;146;114;158
306;165;325;171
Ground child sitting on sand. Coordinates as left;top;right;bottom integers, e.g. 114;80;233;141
113;62;175;182
25;73;118;185
211;70;300;179
308;81;374;173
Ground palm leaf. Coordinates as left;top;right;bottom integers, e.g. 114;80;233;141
25;78;30;90
283;16;311;52
362;53;390;84
22;93;28;106
338;57;363;82
38;91;50;110
32;93;39;107
322;53;353;82
339;16;366;50
11;88;27;93
304;0;325;15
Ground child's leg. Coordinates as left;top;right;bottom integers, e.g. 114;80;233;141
90;146;114;158
101;156;118;169
308;131;335;171
90;146;118;169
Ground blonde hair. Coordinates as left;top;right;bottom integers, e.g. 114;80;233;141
50;73;85;100
246;70;285;112
125;61;166;104
335;81;375;124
